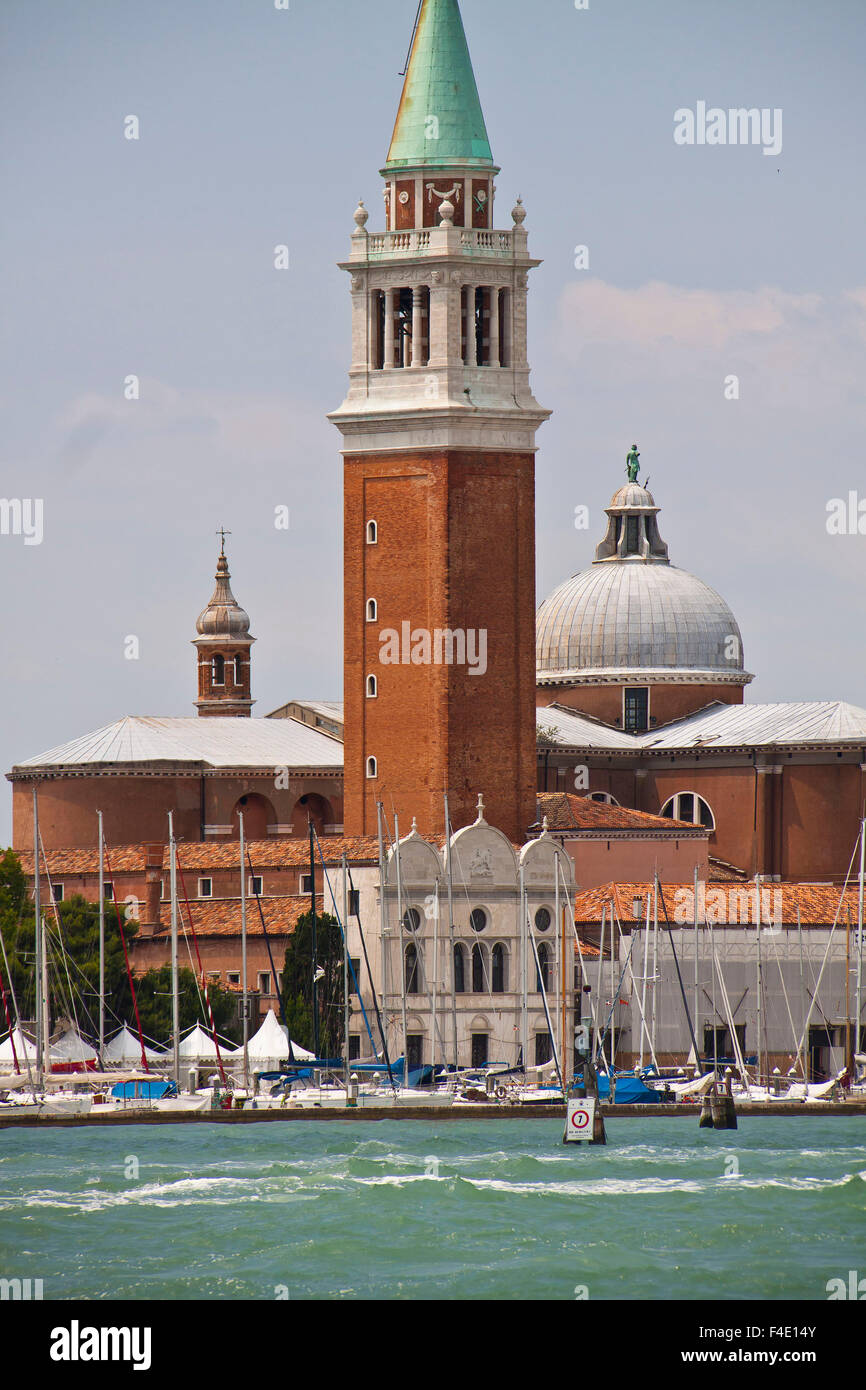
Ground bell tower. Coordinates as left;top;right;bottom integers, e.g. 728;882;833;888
330;0;549;840
193;533;255;718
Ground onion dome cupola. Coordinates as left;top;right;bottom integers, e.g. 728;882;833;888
193;532;255;718
536;449;753;731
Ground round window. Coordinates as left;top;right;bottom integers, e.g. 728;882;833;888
402;907;421;932
534;907;552;932
470;908;488;933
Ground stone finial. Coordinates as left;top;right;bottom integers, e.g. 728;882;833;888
475;793;486;823
542;815;550;834
438;198;455;227
353;200;369;231
411;816;418;835
512;196;526;226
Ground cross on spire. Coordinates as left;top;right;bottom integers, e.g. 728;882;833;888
216;527;232;556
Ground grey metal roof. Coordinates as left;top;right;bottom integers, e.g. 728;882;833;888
11;716;344;774
537;562;747;679
537;701;866;753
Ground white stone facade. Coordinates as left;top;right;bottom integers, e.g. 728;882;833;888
338;812;576;1072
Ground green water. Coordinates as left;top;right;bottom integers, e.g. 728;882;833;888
0;1118;863;1301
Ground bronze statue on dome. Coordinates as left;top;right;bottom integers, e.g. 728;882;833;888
626;444;641;484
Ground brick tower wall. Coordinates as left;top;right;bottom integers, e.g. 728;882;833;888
344;447;537;842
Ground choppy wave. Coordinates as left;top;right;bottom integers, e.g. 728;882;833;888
1;1116;864;1299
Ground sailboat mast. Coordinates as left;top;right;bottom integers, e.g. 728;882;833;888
444;792;458;1075
651;877;659;1066
755;877;763;1087
557;855;565;1091
308;818;318;1060
33;788;43;1084
98;811;105;1064
375;802;392;1069
41;913;49;1081
854;817;865;1067
342;851;350;1090
169;812;180;1087
597;904;606;1068
394;814;409;1090
520;864;528;1073
693;866;700;1068
240;812;249;1085
639;896;650;1069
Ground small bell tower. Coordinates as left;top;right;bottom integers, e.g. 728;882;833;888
193;532;255;718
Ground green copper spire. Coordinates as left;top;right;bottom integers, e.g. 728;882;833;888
384;0;494;171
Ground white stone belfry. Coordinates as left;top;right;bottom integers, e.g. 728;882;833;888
328;198;550;454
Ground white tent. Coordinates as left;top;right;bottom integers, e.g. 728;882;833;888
178;1023;230;1062
229;1009;315;1070
50;1027;98;1066
103;1025;165;1065
0;1028;37;1072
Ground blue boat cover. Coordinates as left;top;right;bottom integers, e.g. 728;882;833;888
111;1079;178;1100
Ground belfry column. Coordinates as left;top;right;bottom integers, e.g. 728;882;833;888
384;289;397;369
488;287;500;368
411;286;425;367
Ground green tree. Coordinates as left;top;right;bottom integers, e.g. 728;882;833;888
0;860;135;1037
129;966;239;1048
281;911;344;1058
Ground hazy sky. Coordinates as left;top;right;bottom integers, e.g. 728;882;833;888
1;0;865;844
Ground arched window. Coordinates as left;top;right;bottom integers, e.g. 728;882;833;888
212;654;225;686
366;674;377;698
660;792;715;831
453;944;466;995
234;654;243;685
470;907;488;933
366;598;377;622
366;520;378;545
585;791;620;807
492;944;506;994
472;943;486;993
536;943;550;994
405;943;420;994
366;757;378;779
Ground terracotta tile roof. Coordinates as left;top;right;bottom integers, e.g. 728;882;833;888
535;791;701;835
573;881;864;928
16;837;381;877
146;895;324;939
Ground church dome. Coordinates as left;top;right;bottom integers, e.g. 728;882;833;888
537;563;745;680
537;457;750;686
195;542;252;641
